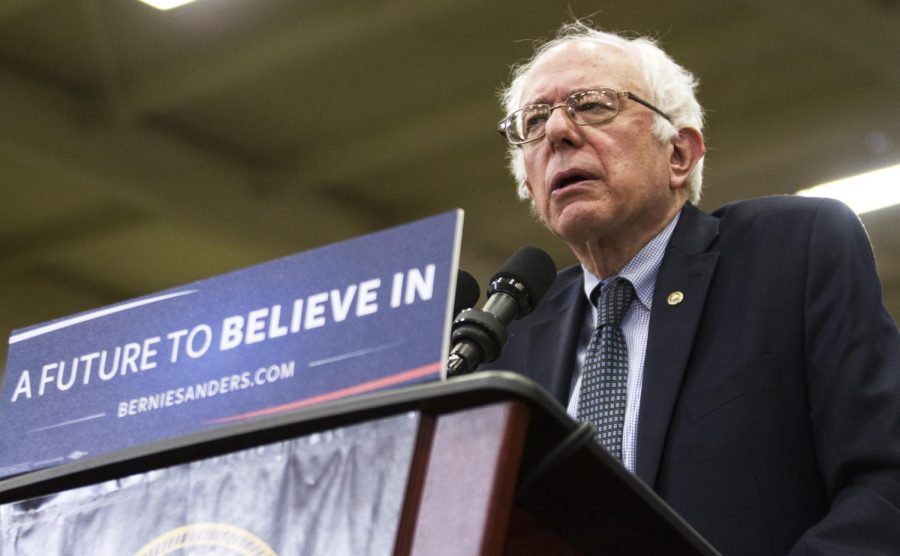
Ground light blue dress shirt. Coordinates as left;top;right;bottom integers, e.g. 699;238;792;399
567;213;680;472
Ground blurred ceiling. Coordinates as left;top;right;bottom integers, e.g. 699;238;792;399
1;0;899;371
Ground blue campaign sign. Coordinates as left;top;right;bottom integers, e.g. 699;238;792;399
0;210;462;478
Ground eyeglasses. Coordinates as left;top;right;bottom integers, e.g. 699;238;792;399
498;88;672;146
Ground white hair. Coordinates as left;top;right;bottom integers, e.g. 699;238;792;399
500;22;705;205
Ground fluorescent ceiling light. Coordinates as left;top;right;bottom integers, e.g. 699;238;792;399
797;163;900;215
137;0;199;9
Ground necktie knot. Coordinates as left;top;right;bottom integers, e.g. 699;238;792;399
592;277;635;328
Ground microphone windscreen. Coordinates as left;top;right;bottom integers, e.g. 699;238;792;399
453;269;481;316
491;246;557;304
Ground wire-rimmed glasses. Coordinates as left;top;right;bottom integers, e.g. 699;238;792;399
498;88;672;146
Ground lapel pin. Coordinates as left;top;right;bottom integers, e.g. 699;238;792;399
667;291;684;306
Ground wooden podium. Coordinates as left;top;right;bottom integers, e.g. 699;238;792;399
0;372;718;555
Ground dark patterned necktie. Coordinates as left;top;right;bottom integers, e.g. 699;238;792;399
577;277;636;461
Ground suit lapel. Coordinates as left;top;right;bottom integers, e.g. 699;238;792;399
635;204;720;486
523;267;586;405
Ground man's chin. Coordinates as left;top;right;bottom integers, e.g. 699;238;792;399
550;218;608;245
547;204;611;243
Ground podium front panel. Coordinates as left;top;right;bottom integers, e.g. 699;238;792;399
1;412;421;555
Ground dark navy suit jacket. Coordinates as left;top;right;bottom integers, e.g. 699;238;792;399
488;196;900;555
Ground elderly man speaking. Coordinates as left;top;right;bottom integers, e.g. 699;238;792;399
488;21;900;555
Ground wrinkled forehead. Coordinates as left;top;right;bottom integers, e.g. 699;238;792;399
519;40;642;105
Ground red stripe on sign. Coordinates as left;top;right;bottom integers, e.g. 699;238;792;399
208;361;442;424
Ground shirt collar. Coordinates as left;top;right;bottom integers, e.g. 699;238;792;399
581;211;681;311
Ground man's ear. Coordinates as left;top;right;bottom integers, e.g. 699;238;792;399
524;179;535;199
669;128;705;190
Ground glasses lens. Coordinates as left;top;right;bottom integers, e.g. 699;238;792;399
508;104;550;144
568;90;618;125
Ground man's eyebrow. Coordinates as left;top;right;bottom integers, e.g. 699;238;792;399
520;92;560;107
519;95;549;107
522;85;612;106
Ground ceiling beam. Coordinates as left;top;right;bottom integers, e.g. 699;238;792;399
126;0;477;114
272;97;498;188
0;203;148;280
743;0;900;87
78;0;132;126
0;0;48;20
0;66;370;249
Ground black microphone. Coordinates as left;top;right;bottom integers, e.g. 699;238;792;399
453;270;481;318
447;246;557;376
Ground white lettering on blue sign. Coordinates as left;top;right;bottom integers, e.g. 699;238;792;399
7;264;436;404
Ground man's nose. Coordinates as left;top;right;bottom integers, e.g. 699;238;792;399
544;105;580;146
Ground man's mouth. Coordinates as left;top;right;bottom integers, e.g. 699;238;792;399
551;170;598;192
